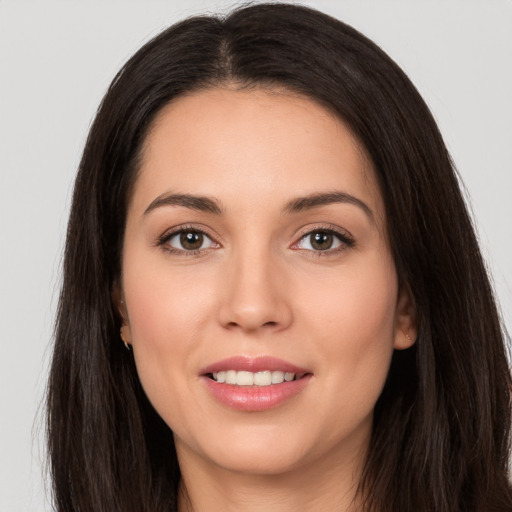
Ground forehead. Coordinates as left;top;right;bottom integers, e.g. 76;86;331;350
132;87;384;223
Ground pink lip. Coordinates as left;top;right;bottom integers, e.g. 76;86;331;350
200;356;309;376
200;356;312;412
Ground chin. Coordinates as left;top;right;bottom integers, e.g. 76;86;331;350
175;423;315;476
210;445;309;476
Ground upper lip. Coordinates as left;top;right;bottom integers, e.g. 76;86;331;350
200;356;311;376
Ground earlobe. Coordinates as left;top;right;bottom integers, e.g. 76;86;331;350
395;330;416;350
111;282;128;321
393;283;417;350
112;283;132;349
120;325;132;350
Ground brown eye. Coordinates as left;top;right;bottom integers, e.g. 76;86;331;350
164;229;217;252
180;231;204;250
310;231;334;250
296;229;351;252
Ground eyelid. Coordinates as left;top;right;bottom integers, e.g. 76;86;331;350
155;222;354;256
157;224;221;254
290;223;355;253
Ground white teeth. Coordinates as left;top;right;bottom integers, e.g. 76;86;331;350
236;371;254;386
253;371;271;386
210;370;297;386
271;370;284;384
225;370;237;385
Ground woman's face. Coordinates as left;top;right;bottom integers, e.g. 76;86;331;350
119;87;415;477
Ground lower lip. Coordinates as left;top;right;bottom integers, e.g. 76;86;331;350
201;375;312;411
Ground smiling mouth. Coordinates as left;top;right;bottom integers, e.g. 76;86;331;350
201;358;312;411
207;370;306;386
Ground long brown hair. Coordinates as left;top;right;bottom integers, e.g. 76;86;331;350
47;3;512;511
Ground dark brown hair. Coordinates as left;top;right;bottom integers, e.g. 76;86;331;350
47;3;512;511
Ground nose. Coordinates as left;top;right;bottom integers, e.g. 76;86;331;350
217;247;293;333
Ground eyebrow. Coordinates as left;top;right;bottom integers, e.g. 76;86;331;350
144;190;373;221
144;193;223;215
283;191;374;221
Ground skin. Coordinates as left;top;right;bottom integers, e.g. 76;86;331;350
117;87;416;512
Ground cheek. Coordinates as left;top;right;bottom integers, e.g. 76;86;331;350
305;254;397;334
123;244;215;344
121;251;215;420
305;254;398;403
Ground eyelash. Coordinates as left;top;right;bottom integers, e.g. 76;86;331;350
292;224;355;257
156;224;355;257
157;224;217;257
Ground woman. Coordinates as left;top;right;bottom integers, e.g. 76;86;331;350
46;3;512;511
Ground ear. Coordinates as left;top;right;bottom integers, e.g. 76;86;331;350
393;282;417;350
112;282;132;345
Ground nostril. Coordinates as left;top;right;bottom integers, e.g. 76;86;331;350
225;320;277;329
219;299;293;332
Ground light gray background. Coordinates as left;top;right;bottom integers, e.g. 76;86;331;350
1;1;511;510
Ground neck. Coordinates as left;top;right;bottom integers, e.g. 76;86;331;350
176;439;367;512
